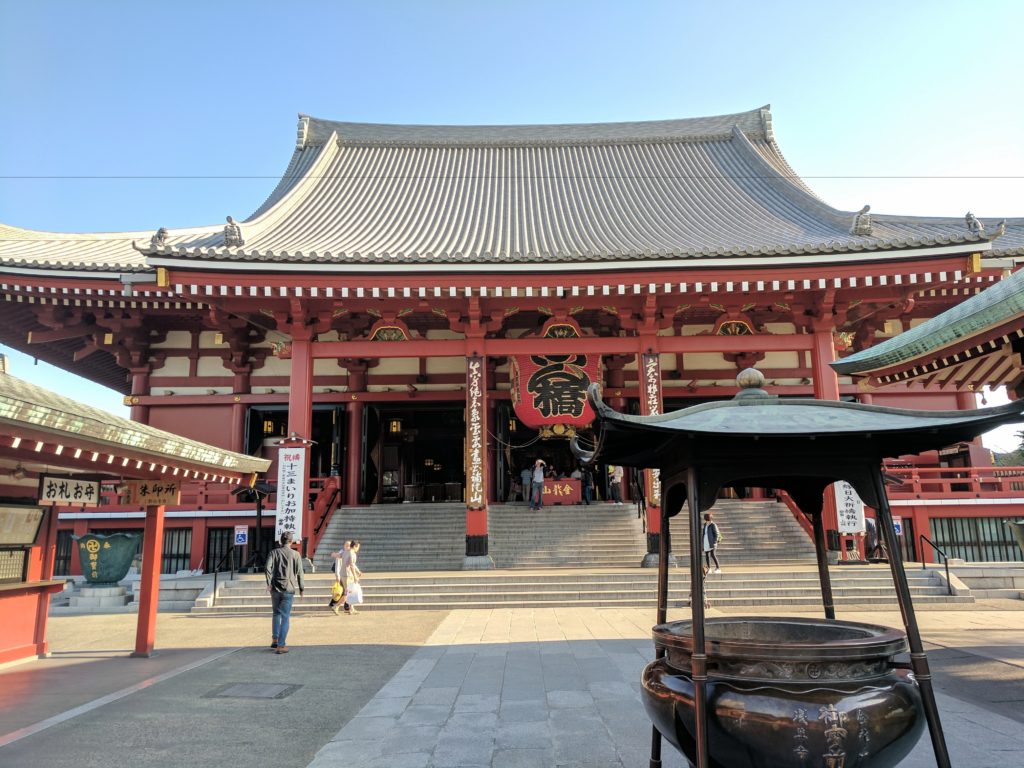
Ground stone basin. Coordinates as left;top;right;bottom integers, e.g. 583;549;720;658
642;617;924;768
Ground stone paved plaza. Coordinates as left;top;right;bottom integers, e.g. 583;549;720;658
1;602;1022;767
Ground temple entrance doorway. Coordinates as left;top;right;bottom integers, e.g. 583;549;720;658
245;405;344;478
503;408;595;505
367;403;465;504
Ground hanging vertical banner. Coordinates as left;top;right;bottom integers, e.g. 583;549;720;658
466;355;487;509
835;480;865;533
275;445;306;541
509;318;601;429
640;352;663;508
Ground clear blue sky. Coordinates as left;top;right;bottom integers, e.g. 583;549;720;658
1;0;1022;447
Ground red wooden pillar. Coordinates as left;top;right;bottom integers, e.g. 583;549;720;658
286;335;314;550
811;326;841;543
129;368;150;424
464;354;492;567
30;506;60;657
345;399;363;506
230;367;251;454
190;518;208;571
132;504;166;658
69;519;88;576
639;350;666;566
956;391;977;411
811;328;841;401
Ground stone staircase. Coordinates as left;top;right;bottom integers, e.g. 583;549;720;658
190;499;968;614
313;498;815;572
194;565;970;614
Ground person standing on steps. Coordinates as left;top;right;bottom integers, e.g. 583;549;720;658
265;530;305;653
530;458;546;510
580;464;593;505
609;464;624;504
520;465;533;505
702;512;722;574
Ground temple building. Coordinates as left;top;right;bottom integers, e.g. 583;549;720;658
1;105;1022;569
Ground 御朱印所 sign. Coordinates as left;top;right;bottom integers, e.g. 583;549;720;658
123;480;181;506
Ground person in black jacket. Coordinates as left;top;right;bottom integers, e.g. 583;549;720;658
265;531;305;653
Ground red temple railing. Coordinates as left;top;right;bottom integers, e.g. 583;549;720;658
882;466;1024;499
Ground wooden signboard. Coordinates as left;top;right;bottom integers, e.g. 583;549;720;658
123;480;181;506
38;475;100;506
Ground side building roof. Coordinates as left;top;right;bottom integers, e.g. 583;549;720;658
0;106;1017;275
0;367;270;481
832;267;1024;392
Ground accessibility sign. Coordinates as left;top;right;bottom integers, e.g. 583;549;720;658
234;525;248;546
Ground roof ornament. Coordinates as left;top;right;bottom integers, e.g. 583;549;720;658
223;216;245;248
850;205;872;236
965;212;984;235
296;115;310;150
734;367;771;400
150;227;169;249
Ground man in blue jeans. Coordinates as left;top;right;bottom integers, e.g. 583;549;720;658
265;530;305;654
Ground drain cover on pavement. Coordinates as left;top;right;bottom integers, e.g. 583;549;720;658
205;682;302;699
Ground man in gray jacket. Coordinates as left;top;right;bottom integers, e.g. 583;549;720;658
265;531;305;653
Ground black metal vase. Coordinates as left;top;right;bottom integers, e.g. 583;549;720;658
642;618;924;768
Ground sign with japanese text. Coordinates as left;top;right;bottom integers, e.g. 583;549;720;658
892;517;904;537
835;481;865;533
465;355;487;509
275;446;306;541
542;480;581;505
510;319;601;429
38;475;100;506
640;353;663;508
123;480;180;506
234;525;248;545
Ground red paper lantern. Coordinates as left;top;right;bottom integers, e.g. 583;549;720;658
510;320;601;429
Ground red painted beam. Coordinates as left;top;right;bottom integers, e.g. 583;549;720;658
311;334;814;359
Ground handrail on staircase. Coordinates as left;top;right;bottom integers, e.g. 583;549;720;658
918;534;953;596
311;475;344;552
775;490;815;540
211;545;236;608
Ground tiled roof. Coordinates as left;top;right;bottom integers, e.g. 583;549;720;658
832;267;1024;376
0;369;270;477
1;106;1017;273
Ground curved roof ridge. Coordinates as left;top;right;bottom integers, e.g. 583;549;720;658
242;134;341;231
726;126;850;231
298;106;771;147
0;220;219;241
245;135;334;221
141;134;342;256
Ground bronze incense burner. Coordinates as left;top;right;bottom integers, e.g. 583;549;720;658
642;617;923;768
574;370;1024;768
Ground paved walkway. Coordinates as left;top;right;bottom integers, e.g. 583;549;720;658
1;603;1023;767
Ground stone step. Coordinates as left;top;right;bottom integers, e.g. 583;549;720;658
315;499;816;571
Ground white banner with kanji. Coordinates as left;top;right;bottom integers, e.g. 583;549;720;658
275;446;306;541
835;480;866;533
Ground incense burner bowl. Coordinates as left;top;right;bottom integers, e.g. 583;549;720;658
641;618;924;768
73;532;140;585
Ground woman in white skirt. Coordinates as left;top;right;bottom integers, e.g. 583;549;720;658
344;540;364;614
